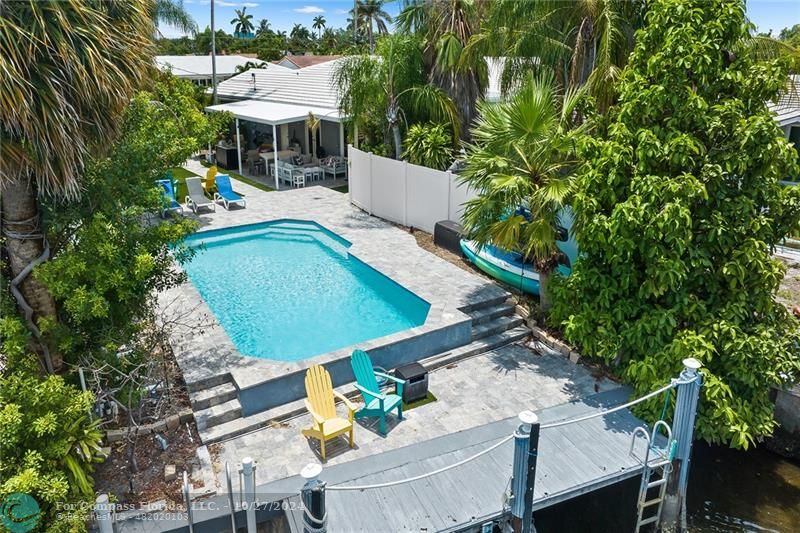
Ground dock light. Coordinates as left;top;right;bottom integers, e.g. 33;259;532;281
251;72;257;91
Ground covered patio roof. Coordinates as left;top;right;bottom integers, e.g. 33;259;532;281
205;99;344;125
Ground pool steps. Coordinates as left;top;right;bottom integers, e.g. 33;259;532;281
190;299;531;444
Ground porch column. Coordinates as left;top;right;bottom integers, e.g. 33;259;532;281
272;123;279;190
235;118;243;175
339;121;345;156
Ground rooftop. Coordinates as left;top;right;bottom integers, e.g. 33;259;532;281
213;59;344;110
768;74;800;127
276;54;342;69
154;55;261;78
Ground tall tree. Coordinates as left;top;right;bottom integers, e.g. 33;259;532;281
334;34;460;159
551;0;800;448
153;0;197;36
460;74;586;310
0;0;154;373
471;0;644;112
231;6;254;35
313;15;327;40
256;18;272;35
352;0;393;52
397;0;488;140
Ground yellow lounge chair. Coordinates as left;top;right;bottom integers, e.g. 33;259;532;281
301;365;355;461
203;166;218;193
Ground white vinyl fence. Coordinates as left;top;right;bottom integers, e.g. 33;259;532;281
348;146;477;233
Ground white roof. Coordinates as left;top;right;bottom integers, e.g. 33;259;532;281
769;75;800;128
155;55;261;78
213;59;343;111
205;99;343;125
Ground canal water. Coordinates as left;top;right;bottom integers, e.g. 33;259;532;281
533;442;800;532
687;442;800;532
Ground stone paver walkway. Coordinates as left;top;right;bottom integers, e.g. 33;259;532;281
210;343;618;492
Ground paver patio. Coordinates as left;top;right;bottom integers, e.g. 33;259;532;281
208;343;619;492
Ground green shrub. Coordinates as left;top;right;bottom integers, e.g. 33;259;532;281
402;123;454;170
551;0;800;448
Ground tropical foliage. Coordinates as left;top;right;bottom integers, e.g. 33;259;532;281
231;6;255;35
0;323;100;529
33;75;221;369
469;0;644;112
334;34;460;160
154;0;197;36
1;0;155;374
352;0;393;52
397;0;488;139
460;75;586;310
550;0;800;448
403;123;454;170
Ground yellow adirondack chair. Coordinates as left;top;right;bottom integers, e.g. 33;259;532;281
301;365;356;460
203;166;218;193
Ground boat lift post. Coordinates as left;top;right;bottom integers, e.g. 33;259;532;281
660;358;703;531
510;410;540;533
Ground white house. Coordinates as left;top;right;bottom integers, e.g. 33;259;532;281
204;59;352;188
155;55;260;86
770;74;800;155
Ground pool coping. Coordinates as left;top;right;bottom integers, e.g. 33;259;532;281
160;186;508;415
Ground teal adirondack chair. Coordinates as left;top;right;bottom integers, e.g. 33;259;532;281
350;350;405;435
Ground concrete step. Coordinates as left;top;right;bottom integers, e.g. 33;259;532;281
194;398;242;431
190;382;238;411
458;292;510;313
423;326;531;371
467;301;516;326
185;372;233;394
200;326;532;444
471;315;524;341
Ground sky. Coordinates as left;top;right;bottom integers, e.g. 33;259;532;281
162;0;799;39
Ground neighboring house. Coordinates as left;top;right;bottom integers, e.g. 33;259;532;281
274;54;341;70
770;74;800;156
205;59;351;187
155;55;258;86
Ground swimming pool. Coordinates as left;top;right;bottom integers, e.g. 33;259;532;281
181;220;430;362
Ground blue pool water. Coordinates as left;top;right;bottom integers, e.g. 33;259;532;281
181;220;430;361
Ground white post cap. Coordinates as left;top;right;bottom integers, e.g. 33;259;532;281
301;463;323;480
519;410;538;425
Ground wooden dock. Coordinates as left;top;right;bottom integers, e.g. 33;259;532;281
285;387;652;532
111;387;655;533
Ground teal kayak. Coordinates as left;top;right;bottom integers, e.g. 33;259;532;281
460;240;542;294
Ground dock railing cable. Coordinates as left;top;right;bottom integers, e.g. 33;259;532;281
325;378;687;492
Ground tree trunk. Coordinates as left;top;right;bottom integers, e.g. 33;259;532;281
368;21;374;53
538;268;553;314
391;123;403;160
1;178;61;372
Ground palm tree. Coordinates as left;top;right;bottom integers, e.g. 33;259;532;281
231;7;255;35
154;0;197;36
352;0;393;52
1;1;154;373
470;0;643;112
334;34;460;159
312;15;327;40
307;112;321;159
256;18;272;35
459;74;586;311
396;0;487;140
290;23;310;40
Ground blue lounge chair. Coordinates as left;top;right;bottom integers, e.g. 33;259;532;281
213;174;246;210
350;350;405;435
156;179;183;218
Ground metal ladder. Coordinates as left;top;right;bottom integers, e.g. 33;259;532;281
629;420;677;532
